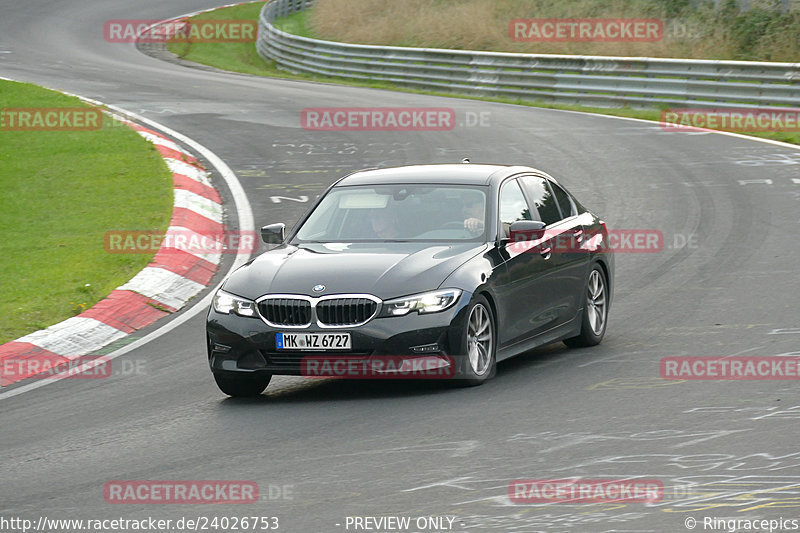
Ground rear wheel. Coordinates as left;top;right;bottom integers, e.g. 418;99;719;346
213;372;271;397
458;295;496;386
564;266;608;348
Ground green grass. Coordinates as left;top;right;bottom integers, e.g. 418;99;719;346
273;10;314;37
0;80;173;344
166;1;800;148
167;2;281;77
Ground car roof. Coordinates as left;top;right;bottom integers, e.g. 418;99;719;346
335;164;545;186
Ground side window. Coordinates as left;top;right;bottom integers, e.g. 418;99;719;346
498;179;532;238
550;183;576;218
519;175;562;225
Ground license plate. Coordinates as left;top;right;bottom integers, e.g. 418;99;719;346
276;332;351;351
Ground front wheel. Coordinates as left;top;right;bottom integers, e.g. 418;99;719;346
564;266;608;348
213;372;271;397
457;295;496;386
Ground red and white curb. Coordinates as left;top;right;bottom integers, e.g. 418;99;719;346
0;117;224;386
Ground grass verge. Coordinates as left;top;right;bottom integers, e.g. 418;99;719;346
167;2;284;77
309;0;800;62
165;2;800;148
0;80;173;344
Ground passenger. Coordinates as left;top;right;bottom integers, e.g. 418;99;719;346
370;208;401;239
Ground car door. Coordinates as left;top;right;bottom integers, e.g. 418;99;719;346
518;175;590;327
494;178;557;349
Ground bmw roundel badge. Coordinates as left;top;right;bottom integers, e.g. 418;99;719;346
313;284;325;292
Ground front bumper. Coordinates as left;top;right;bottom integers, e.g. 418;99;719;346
206;293;472;377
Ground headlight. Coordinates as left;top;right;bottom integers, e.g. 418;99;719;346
213;289;257;317
380;289;462;317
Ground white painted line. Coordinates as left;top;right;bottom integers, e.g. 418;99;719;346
105;112;133;124
118;267;205;310
549;107;800;151
721;346;764;359
769;328;800;335
174;189;223;223
59;91;104;107
17;317;128;357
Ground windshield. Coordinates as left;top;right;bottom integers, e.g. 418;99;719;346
295;184;488;242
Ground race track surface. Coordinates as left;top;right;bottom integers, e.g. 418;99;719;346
1;1;799;531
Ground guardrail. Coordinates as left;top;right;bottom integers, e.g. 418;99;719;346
256;0;800;109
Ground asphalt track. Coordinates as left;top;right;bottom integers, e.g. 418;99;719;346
2;1;800;531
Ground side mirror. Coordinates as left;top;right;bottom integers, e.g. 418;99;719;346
508;220;546;243
261;223;286;245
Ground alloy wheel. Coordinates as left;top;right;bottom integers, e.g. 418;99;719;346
586;269;607;335
467;303;493;376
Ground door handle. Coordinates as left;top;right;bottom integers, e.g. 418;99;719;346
540;247;552;260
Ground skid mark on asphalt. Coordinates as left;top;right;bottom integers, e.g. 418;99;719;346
587;377;686;390
307;441;481;462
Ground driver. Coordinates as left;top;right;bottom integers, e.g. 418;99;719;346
461;192;485;234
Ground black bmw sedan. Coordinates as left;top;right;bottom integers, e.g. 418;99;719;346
206;163;613;396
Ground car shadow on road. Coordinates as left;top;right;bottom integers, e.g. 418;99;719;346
217;342;576;406
495;342;573;378
220;377;458;405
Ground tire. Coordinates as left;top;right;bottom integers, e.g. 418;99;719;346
213;372;271;397
457;295;497;386
564;265;608;348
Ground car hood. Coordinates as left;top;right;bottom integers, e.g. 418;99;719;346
223;242;487;300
